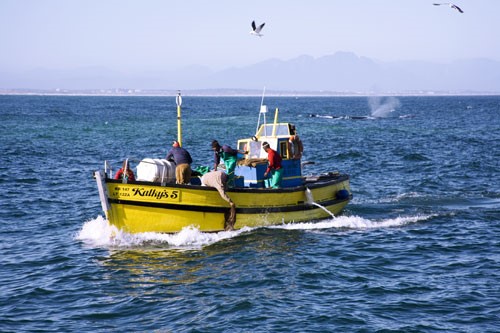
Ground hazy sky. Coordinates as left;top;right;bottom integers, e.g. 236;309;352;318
1;0;499;74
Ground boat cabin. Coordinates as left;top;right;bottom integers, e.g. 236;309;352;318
234;120;303;188
131;107;304;189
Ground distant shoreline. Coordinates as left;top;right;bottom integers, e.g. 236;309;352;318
1;89;499;97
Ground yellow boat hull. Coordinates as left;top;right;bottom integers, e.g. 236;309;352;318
97;172;351;233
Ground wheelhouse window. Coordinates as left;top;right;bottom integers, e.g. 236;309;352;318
256;124;290;137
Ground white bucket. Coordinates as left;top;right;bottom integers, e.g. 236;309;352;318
136;158;176;183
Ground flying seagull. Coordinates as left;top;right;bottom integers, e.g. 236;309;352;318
433;3;464;13
250;20;265;37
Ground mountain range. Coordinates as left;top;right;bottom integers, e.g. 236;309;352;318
2;52;500;94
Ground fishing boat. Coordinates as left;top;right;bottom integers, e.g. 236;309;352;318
94;93;352;233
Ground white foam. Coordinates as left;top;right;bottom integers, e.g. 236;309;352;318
379;191;424;203
271;214;434;231
75;215;120;246
75;216;251;249
76;214;434;249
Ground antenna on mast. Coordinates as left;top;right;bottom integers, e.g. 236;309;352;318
176;90;183;146
260;86;266;108
256;87;268;136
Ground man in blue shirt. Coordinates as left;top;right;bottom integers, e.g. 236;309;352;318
166;140;193;184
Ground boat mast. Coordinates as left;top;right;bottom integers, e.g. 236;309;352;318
176;90;183;146
272;107;279;137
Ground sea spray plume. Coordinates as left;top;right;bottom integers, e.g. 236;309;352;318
368;96;401;118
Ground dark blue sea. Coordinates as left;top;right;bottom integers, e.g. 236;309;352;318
1;94;499;332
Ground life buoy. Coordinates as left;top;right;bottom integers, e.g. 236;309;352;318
336;189;350;200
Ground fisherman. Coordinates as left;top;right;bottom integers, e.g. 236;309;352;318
288;134;303;159
114;159;135;181
211;140;248;187
166;140;193;184
262;141;283;188
201;170;236;230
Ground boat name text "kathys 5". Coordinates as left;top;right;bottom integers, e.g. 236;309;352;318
132;188;180;200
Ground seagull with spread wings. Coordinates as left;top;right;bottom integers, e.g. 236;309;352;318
250;21;265;37
433;3;464;13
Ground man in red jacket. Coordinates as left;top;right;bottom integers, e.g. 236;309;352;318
262;142;283;188
114;159;135;181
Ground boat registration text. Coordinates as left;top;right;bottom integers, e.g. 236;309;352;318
111;185;181;202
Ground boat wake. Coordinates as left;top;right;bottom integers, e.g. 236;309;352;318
76;214;433;249
271;214;433;231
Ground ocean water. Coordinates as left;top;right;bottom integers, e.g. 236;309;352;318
1;94;499;332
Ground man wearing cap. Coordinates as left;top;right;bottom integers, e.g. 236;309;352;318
262;141;283;189
166;140;193;184
211;140;248;188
